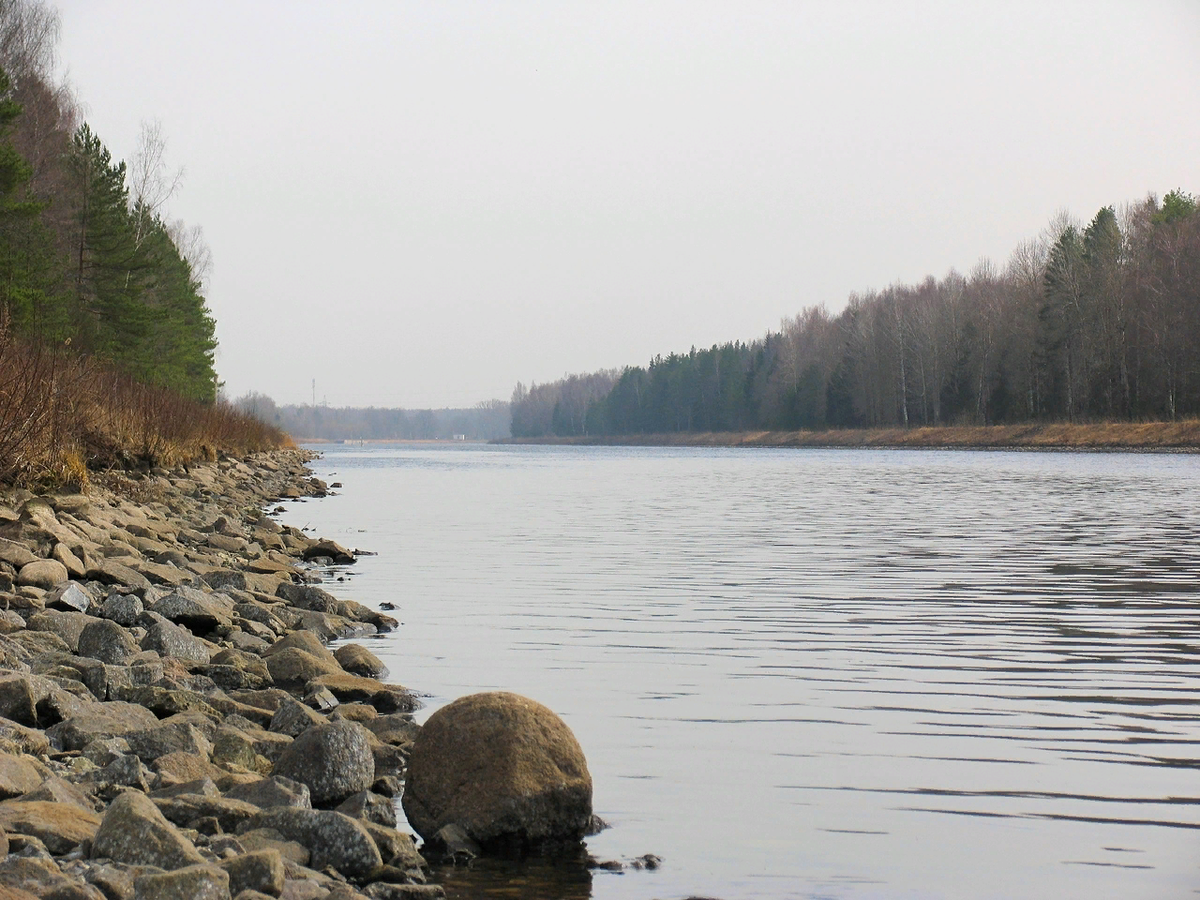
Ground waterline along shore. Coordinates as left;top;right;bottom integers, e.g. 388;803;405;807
0;448;442;899
498;420;1200;451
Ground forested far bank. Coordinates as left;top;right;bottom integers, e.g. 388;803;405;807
502;420;1200;451
0;1;217;402
511;192;1200;438
234;393;511;441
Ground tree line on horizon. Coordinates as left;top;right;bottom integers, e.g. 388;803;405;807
0;0;217;402
511;191;1200;437
233;393;512;441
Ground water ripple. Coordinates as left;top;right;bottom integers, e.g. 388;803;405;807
289;445;1200;900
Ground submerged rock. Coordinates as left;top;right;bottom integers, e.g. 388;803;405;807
401;692;593;852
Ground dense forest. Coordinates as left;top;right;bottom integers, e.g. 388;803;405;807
0;0;217;401
511;193;1200;437
233;393;511;442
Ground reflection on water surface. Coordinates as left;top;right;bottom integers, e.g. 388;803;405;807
288;446;1200;900
431;854;593;900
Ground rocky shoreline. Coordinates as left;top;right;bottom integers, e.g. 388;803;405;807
0;448;440;900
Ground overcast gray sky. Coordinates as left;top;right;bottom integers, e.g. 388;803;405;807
55;1;1200;408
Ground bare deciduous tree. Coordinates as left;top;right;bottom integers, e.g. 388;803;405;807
167;220;213;291
129;118;184;248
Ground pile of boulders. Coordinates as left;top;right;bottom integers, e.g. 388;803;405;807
0;450;441;900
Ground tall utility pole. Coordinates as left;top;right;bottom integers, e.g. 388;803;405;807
312;379;316;408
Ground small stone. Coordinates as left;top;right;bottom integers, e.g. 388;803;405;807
244;808;381;880
267;698;326;738
0;538;37;568
335;791;396;827
51;543;87;578
126;722;214;763
0;799;100;855
140;613;210;664
150;586;234;634
0;674;38;726
86;559;152;591
333;644;386;678
154;795;260;834
263;650;341;688
332;703;378;723
101;592;144;627
263;631;336;665
219;848;284;897
301;687;339;712
99;753;151;791
223;775;311;811
16;559;69;590
47;701;161;751
362;885;446;900
301;540;355;564
0;754;44;800
27;609;97;651
45;581;92;613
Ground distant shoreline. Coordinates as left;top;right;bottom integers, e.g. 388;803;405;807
292;438;486;445
494;421;1200;452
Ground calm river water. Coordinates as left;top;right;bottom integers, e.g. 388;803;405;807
280;444;1200;900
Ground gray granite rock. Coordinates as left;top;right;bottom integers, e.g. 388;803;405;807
91;789;206;871
272;721;374;805
77;619;140;665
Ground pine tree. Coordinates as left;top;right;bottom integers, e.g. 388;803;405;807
0;65;62;337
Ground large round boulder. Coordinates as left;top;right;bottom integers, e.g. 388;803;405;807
401;692;592;851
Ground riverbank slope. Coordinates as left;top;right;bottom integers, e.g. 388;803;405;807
499;420;1200;451
0;449;438;898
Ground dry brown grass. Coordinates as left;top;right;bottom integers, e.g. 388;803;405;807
502;421;1200;451
0;326;289;488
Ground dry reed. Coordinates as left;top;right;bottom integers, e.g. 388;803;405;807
0;320;288;489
